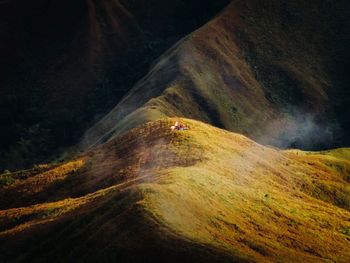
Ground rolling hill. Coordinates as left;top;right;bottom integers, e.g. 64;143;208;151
1;119;350;262
1;1;350;262
2;0;349;170
80;0;350;152
0;0;229;170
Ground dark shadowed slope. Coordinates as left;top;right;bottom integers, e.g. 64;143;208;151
80;0;350;152
1;1;349;261
0;0;229;170
1;119;350;262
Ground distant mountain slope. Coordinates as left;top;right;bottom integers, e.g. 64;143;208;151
0;0;229;170
1;119;349;262
80;0;350;152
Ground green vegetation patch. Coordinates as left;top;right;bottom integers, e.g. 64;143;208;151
0;170;15;187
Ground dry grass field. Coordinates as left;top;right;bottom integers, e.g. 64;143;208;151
1;118;349;262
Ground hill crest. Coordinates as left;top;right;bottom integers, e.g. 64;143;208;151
1;118;349;262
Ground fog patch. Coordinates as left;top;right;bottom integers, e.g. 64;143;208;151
258;110;339;150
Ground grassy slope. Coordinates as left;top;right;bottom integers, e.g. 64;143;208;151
1;118;349;262
80;0;349;151
0;0;229;170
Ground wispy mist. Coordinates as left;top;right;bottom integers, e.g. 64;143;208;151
258;109;339;150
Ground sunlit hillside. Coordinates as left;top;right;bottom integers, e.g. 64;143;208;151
80;0;350;152
1;1;349;262
1;119;349;262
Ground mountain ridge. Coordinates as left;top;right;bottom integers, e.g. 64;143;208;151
1;118;349;262
0;0;230;170
79;0;349;153
1;1;350;261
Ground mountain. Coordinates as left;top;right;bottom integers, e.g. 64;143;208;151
1;1;350;262
1;119;349;262
0;0;229;170
80;0;350;152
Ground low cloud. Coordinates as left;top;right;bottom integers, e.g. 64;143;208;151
258;109;339;150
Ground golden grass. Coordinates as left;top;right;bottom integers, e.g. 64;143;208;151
9;159;86;194
0;118;349;262
0;197;86;236
137;119;350;262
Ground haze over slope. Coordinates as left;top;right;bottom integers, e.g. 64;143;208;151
1;119;350;262
0;0;229;170
1;1;349;262
81;0;350;151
